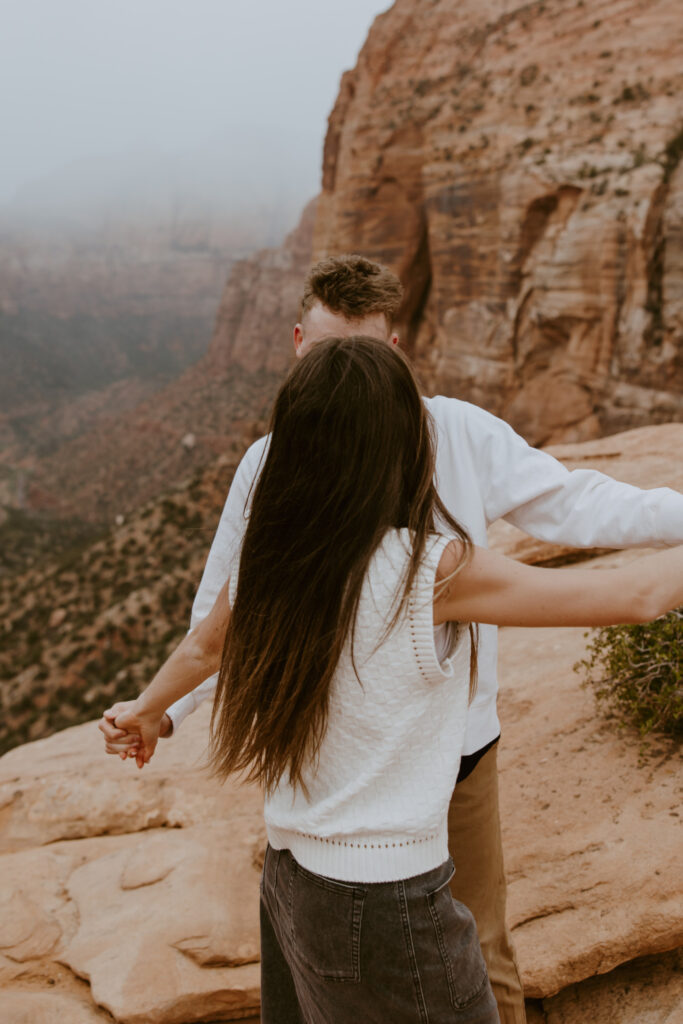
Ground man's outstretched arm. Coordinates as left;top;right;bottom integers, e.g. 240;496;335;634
458;401;683;547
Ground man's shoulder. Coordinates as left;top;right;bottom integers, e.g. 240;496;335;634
222;435;271;506
237;434;271;475
244;433;271;460
423;394;509;438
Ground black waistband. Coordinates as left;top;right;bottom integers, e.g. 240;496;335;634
455;734;500;784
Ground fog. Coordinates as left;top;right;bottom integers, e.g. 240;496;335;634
1;0;390;233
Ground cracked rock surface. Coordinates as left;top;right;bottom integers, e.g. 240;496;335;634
0;707;265;1022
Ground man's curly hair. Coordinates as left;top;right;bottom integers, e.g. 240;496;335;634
301;254;403;327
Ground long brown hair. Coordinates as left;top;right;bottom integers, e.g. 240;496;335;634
209;337;475;792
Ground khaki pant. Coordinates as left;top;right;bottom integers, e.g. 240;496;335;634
447;743;526;1024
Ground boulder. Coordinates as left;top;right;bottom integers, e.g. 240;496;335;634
0;706;265;1022
542;948;683;1023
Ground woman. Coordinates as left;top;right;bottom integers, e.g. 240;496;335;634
106;337;683;1024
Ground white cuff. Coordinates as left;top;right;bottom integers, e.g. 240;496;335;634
164;672;219;736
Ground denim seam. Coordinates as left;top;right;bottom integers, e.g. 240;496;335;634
273;848;283;929
427;892;458;1009
351;889;364;983
287;860;296;946
259;848;266;897
397;879;429;1024
427;892;488;1011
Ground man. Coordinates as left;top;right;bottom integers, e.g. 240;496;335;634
102;254;683;1024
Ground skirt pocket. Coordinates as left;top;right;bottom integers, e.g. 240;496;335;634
288;860;366;982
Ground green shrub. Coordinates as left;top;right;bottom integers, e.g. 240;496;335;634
575;609;683;738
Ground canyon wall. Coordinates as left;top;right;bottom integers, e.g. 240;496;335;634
311;0;683;444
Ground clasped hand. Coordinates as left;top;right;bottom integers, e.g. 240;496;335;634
98;701;172;769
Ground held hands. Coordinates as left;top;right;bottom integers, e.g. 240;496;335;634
98;701;172;769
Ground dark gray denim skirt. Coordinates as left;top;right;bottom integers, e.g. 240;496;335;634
259;844;500;1023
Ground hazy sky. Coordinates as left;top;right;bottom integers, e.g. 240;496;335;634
1;0;390;220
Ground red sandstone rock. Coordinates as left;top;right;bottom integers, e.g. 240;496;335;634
0;708;265;1022
498;609;682;997
542;948;683;1023
314;0;683;445
206;198;317;376
3;990;112;1023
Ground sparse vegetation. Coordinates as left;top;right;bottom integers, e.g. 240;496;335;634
0;456;241;756
520;64;539;87
576;610;683;739
632;144;648;168
615;83;650;104
662;126;683;183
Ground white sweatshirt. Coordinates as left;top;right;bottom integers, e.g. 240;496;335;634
167;397;683;754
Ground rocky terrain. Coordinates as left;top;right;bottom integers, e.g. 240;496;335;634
1;423;681;1022
1;686;679;1024
0;444;260;756
313;0;683;445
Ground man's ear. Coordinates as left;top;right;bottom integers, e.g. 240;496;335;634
293;323;305;358
390;332;399;347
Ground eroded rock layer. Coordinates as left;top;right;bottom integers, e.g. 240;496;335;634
313;0;683;444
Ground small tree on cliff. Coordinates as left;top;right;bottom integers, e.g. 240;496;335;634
576;608;683;739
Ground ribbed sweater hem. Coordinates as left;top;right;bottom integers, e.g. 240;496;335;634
266;821;450;883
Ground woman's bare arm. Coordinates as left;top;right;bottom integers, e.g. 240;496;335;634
105;577;232;766
136;576;231;716
434;542;683;628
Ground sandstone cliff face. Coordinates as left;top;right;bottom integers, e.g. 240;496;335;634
206;198;317;376
314;0;683;444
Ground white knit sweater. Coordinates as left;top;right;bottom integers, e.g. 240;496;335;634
235;528;471;883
